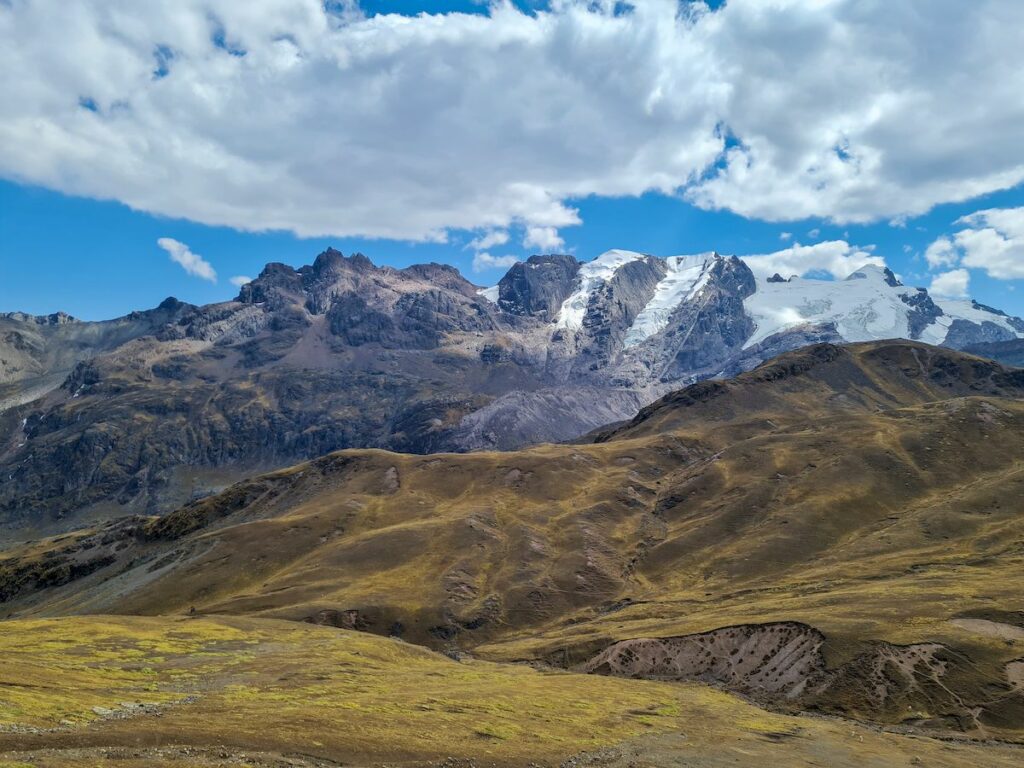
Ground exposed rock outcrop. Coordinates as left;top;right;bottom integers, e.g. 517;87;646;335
497;254;580;320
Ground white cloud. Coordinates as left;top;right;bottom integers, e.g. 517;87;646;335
466;229;509;251
924;206;1024;280
807;228;821;240
472;252;518;273
2;1;1024;239
523;225;564;252
157;237;217;282
924;236;959;269
686;2;1024;223
779;232;792;242
229;275;253;287
743;240;884;281
930;268;970;298
952;207;1024;279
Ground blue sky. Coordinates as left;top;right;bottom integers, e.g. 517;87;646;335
4;178;1022;321
2;1;1023;320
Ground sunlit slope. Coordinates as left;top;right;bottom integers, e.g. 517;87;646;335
2;341;1023;731
599;340;1024;445
0;615;694;763
1;615;1022;768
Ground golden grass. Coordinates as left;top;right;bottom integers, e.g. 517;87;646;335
0;615;785;763
2;616;1024;767
3;343;1024;758
7;399;1024;725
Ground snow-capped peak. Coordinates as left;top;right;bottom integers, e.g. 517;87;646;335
743;263;1023;349
556;249;646;330
919;296;1024;346
844;263;901;287
744;266;910;349
845;264;886;279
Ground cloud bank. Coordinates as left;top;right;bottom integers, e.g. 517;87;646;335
743;241;883;281
3;1;1024;244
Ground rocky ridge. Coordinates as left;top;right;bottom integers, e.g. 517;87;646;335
1;247;1022;534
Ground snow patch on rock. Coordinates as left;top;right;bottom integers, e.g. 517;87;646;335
924;297;1022;342
556;249;646;331
623;255;716;348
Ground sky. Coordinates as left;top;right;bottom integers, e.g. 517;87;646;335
1;0;1024;320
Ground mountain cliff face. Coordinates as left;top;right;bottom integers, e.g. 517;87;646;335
1;247;1021;535
0;299;194;409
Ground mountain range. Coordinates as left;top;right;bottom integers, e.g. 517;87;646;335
2;247;1023;537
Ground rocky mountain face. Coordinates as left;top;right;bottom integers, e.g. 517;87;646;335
1;247;1021;536
495;253;580;320
0;299;194;410
963;338;1024;367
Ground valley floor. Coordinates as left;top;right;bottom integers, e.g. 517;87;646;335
0;615;1021;768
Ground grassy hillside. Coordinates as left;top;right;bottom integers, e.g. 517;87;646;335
599;340;1024;444
1;615;1022;767
2;342;1023;746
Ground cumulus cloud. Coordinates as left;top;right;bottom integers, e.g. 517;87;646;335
742;241;884;281
686;2;1024;223
472;252;519;273
229;275;253;287
930;268;971;298
952;207;1024;280
923;206;1024;280
779;232;792;242
466;229;510;251
2;1;1024;240
523;226;564;252
924;236;959;269
157;238;217;282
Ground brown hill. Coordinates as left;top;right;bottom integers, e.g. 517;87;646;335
2;341;1024;737
598;340;1024;444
